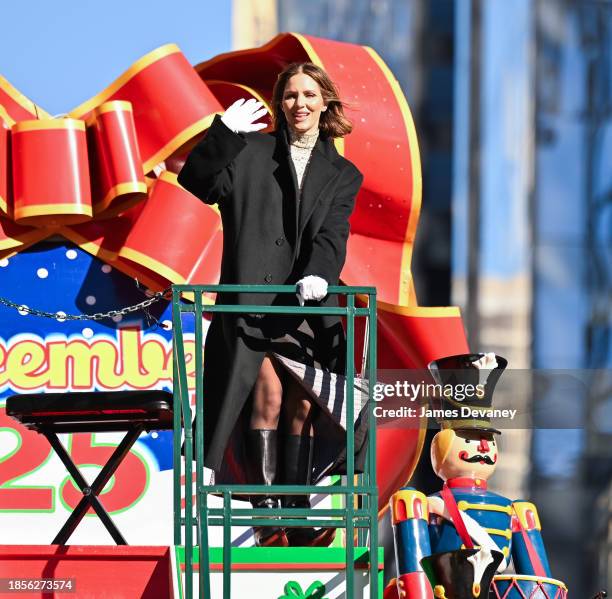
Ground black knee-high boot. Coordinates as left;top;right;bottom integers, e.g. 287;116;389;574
282;434;336;547
244;429;288;547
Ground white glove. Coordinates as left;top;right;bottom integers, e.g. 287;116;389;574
296;276;328;306
221;98;267;133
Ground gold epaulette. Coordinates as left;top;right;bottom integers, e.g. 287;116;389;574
390;489;428;524
512;501;542;531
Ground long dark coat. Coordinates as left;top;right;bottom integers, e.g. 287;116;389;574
177;115;364;477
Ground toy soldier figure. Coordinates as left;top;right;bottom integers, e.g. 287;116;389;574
385;353;568;599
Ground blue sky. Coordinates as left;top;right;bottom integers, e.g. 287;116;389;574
0;0;231;114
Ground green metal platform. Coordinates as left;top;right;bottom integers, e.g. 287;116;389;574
171;284;379;599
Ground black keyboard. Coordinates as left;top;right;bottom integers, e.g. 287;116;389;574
6;390;174;433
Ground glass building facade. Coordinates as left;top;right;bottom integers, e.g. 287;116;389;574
531;0;612;590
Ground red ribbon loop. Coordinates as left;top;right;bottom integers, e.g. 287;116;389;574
89;101;147;215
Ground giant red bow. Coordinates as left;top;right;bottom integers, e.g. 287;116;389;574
0;35;468;510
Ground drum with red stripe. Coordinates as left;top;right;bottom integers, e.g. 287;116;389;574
491;575;568;599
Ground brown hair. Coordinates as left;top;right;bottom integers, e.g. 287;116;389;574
271;62;353;138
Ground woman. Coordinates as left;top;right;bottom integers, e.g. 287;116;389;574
177;62;364;547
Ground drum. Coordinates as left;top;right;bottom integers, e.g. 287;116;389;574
490;575;568;599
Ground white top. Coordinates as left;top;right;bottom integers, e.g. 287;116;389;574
288;129;319;191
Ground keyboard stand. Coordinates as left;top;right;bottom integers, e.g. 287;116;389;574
6;390;173;545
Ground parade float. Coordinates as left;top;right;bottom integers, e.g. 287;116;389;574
0;33;507;597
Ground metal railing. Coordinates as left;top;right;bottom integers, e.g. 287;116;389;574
172;284;378;599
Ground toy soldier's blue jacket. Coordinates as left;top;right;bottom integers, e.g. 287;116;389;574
391;479;552;583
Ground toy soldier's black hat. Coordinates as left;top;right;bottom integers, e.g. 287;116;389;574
421;548;504;599
427;352;508;434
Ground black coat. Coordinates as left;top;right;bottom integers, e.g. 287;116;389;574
177;115;363;473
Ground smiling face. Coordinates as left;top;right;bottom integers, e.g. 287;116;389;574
431;429;499;482
281;72;327;136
